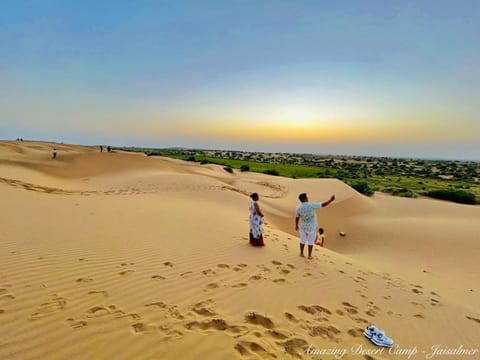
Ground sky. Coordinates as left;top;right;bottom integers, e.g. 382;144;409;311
1;0;479;160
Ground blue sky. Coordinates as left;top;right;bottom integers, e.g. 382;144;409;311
1;0;479;159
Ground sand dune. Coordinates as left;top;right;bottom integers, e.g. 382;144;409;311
1;140;479;359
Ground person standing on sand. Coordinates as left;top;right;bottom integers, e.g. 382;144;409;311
295;193;335;259
100;145;103;152
52;148;57;159
249;193;265;246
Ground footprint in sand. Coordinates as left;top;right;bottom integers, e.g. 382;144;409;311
217;264;230;269
245;312;275;329
412;288;423;294
233;264;247;271
281;338;309;358
342;302;359;315
284;312;299;323
86;306;111;318
144;301;167;309
180;271;193;277
163;261;174;267
119;270;134;276
0;287;10;295
273;278;286;284
76;277;93;283
353;317;369;325
411;302;426;309
69;319;88;329
234;341;277;359
185;319;246;334
414;314;425;319
152;275;166;280
30;295;67;320
87;290;109;297
256;265;271;272
192;299;217;317
272;260;282;265
266;329;290;339
205;282;220;289
308;324;342;341
466;316;480;324
0;309;5;314
298;305;332;316
249;274;264;281
0;294;15;301
131;322;154;334
202;269;217;276
347;328;364;337
231;283;248;288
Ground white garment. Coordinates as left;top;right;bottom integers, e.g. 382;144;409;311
299;228;316;246
249;200;264;239
296;202;322;232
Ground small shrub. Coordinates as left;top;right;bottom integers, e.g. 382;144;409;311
351;181;374;196
240;165;250;172
425;189;476;205
224;166;233;173
263;169;279;176
200;160;209;165
382;187;416;198
186;156;196;162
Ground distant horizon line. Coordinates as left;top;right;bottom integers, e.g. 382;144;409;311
2;138;479;163
117;145;480;163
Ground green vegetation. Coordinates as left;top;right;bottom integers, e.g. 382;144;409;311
117;147;479;205
425;189;476;205
223;166;233;173
351;181;374;196
263;169;280;176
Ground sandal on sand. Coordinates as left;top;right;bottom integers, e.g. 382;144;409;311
370;331;394;348
363;325;380;339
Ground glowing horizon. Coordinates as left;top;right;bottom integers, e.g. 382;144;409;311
1;1;479;160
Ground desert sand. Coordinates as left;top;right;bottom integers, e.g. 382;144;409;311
1;140;479;360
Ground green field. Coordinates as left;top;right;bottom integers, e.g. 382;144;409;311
114;147;479;204
151;153;479;203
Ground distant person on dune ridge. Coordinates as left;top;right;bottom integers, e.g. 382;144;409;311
52;148;57;159
100;145;103;152
249;193;265;247
295;193;335;259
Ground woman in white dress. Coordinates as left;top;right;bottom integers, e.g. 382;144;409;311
249;193;265;246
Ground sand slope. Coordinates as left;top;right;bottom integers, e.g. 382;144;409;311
1;141;479;360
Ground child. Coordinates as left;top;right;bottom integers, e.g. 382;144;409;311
315;228;325;247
